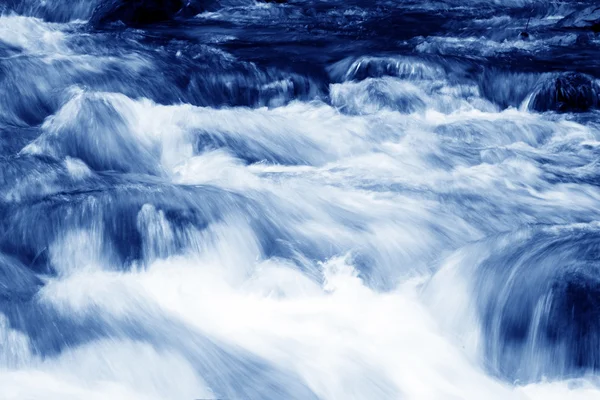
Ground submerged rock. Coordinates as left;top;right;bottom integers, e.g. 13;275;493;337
527;72;600;113
518;31;529;40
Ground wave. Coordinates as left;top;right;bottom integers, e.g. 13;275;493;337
426;224;600;382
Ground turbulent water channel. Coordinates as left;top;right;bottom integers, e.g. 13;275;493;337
1;1;600;399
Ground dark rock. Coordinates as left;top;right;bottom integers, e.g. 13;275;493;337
90;0;187;27
557;6;600;32
575;32;593;46
528;72;600;113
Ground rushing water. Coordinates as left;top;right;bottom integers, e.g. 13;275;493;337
1;1;600;399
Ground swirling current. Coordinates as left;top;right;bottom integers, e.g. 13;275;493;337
1;1;600;399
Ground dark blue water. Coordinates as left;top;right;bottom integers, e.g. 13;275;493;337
1;1;600;398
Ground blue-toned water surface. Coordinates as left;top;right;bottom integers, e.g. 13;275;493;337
1;1;600;399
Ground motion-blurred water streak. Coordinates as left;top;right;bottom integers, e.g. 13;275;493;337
1;1;600;399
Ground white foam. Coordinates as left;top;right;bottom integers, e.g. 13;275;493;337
0;339;212;400
35;253;517;399
0;15;67;54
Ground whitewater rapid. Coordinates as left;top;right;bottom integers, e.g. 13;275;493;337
1;1;600;399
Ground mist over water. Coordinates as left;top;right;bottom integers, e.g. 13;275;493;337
1;0;600;399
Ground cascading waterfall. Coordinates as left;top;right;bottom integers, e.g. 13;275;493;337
1;1;600;399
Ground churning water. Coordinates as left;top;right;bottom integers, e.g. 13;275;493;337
1;1;600;399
